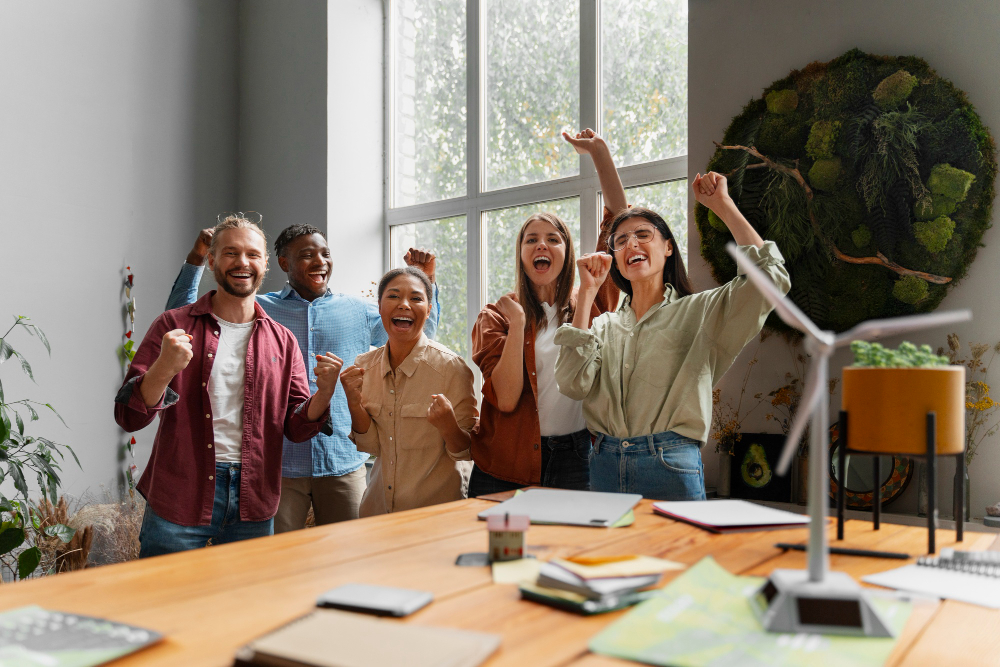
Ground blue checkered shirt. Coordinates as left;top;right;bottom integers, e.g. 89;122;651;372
166;263;440;478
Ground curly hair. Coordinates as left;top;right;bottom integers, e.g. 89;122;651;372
274;224;326;258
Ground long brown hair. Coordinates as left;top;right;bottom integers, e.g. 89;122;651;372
514;212;575;331
607;206;694;299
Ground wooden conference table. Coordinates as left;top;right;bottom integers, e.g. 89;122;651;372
1;498;998;667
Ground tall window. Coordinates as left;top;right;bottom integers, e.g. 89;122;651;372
388;0;688;357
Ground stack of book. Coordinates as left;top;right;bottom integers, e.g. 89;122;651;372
519;555;684;615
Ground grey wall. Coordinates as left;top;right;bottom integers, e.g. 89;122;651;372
690;0;1000;516
0;1;239;501
238;0;329;295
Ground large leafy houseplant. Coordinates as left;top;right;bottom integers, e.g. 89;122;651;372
0;316;79;579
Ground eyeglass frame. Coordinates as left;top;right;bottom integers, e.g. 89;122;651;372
608;224;659;252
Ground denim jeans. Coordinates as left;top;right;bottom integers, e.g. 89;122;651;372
589;431;706;500
138;463;274;558
469;428;592;496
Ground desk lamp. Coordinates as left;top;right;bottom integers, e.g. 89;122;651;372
725;243;971;637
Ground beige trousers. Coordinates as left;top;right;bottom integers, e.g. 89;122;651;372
274;467;367;533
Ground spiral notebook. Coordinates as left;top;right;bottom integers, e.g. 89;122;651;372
863;548;1000;609
232;609;500;667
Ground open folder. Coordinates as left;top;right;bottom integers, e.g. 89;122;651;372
233;609;500;667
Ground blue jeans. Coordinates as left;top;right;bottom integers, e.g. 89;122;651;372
590;431;706;500
138;463;274;558
469;428;592;496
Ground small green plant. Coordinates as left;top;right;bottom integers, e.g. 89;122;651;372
0;316;80;579
850;340;949;368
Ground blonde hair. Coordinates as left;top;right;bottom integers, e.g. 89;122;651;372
209;213;268;255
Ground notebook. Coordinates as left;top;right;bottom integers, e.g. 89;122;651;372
863;548;1000;609
477;489;642;527
536;561;662;599
0;605;162;667
232;609;501;667
652;499;810;533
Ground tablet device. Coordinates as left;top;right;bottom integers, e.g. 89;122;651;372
316;584;433;617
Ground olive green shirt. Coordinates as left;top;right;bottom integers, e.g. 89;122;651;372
553;242;790;444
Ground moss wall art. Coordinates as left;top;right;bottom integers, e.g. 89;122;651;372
697;49;997;332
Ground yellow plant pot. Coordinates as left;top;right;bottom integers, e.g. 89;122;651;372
841;366;966;455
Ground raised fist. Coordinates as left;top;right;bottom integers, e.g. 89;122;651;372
314;352;344;395
339;365;366;408
403;247;436;283
158;329;194;376
496;294;525;328
576;252;612;294
426;393;457;433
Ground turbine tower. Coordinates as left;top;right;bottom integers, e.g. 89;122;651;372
726;242;971;637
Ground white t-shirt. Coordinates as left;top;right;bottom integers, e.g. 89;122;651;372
535;302;586;437
208;317;254;463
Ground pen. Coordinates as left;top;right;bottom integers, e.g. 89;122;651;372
775;542;910;560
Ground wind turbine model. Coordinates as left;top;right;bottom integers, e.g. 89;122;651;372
725;243;971;637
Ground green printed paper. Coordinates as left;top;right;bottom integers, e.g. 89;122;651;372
589;557;911;667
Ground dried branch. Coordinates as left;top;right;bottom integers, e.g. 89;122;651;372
715;142;953;285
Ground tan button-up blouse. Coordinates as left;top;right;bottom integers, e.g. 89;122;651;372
349;334;477;517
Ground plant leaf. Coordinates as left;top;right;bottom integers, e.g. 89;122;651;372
0;340;13;364
25;404;37;421
28;325;50;356
12;350;33;382
44;404;67;428
0;409;9;444
43;523;76;544
0;525;25;555
9;464;27;502
0;375;4;403
14;411;23;436
18;546;41;579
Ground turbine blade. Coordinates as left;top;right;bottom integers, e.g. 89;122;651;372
835;310;972;347
725;243;826;340
776;366;824;476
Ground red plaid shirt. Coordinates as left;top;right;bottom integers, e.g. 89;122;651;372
115;291;332;526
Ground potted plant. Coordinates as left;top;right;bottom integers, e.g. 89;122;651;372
841;341;963;455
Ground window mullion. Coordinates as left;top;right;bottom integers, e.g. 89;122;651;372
466;0;484;344
578;0;599;255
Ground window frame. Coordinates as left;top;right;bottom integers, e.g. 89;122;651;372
384;0;687;344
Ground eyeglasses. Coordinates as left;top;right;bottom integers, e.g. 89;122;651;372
608;226;656;252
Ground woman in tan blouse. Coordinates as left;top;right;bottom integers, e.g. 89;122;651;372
340;267;477;517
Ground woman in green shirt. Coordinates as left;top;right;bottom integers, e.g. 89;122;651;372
554;171;791;500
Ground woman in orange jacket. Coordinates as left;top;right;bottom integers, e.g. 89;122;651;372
468;129;628;496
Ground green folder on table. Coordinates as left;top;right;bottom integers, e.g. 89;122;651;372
589;557;912;667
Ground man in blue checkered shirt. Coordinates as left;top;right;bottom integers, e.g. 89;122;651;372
165;224;440;531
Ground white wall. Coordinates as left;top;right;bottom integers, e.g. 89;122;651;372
238;0;329;295
0;1;238;501
327;0;385;298
690;0;1000;517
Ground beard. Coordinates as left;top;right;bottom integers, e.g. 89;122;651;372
214;265;265;298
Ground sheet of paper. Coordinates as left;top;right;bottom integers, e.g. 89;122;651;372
554;555;684;579
492;558;543;585
863;564;1000;609
653;499;810;528
589;557;911;667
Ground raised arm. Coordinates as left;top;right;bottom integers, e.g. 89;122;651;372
487;296;526;412
165;228;214;310
692;172;764;248
563;129;627;217
113;315;186;432
403;247;441;338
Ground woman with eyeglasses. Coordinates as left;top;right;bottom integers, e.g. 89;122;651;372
467;129;625;497
554;170;791;500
